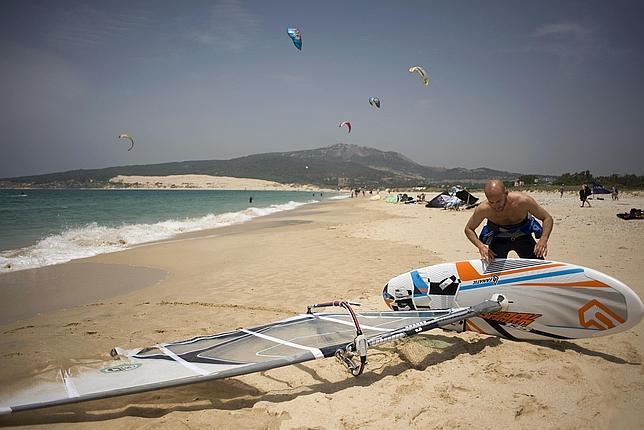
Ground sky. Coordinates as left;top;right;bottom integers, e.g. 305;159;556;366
1;0;643;178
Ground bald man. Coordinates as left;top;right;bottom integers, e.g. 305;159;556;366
464;180;553;262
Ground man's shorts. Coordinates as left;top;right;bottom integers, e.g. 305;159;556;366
489;235;542;259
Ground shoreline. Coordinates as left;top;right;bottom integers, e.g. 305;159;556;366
0;199;344;322
2;187;346;191
0;193;348;274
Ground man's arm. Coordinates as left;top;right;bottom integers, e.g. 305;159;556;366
525;196;553;258
464;208;496;261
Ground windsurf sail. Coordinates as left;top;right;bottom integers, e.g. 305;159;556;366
0;299;501;414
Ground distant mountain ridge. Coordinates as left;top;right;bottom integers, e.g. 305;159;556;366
1;144;522;188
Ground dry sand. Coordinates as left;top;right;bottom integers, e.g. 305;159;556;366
0;191;642;429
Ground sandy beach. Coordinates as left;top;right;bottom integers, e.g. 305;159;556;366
0;190;643;429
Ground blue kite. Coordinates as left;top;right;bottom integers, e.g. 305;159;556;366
287;27;302;51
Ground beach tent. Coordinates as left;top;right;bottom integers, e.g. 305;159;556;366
426;188;479;209
591;181;611;195
444;195;463;210
454;189;479;205
425;192;451;208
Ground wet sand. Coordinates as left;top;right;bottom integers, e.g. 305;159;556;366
0;262;167;324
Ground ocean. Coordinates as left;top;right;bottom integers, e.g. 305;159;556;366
0;189;345;273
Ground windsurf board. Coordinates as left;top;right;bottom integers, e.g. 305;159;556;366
383;258;644;341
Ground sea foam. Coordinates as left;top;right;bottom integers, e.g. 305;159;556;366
0;200;316;273
327;194;351;200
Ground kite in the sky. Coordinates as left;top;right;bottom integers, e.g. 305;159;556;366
408;66;429;86
118;134;134;151
339;121;352;133
287;28;302;50
368;97;381;108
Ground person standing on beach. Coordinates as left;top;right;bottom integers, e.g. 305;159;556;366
579;185;591;207
559;185;564;198
464;179;553;262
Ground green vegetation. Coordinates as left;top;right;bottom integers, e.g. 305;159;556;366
518;175;539;185
3;145;641;190
555;171;594;185
555;171;644;189
0;144;520;189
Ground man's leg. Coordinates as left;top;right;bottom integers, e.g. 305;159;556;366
513;236;541;259
489;238;511;259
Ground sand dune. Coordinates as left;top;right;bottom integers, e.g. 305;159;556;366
109;174;329;191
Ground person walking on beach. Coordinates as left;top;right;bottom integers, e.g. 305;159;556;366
579;185;591;207
559;185;564;198
464;179;553;262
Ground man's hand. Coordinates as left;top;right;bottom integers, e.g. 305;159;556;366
534;238;548;258
478;244;496;262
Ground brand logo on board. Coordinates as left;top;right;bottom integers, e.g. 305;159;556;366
480;311;541;327
578;300;625;330
473;274;500;285
101;363;142;373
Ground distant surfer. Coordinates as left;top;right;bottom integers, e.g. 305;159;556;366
249;196;253;204
464;179;553;262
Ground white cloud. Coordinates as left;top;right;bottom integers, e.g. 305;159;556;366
46;5;152;51
191;0;260;52
532;22;590;39
525;20;606;63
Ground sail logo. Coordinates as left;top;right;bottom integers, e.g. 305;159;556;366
578;300;625;330
101;363;142;373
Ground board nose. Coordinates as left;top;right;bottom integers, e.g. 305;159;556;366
382;283;395;309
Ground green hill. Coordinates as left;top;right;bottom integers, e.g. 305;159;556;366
1;144;522;188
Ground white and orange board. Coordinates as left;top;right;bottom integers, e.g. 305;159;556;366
383;259;644;340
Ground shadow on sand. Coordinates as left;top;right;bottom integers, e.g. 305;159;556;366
1;333;638;426
526;339;641;365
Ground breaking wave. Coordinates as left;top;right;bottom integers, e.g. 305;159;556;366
0;200;316;273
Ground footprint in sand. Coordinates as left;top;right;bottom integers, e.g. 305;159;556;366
514;396;548;418
3;325;35;334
